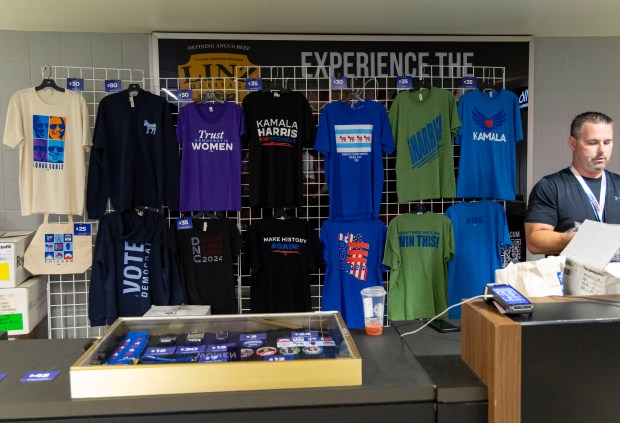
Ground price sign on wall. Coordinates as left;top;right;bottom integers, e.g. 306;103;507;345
104;79;122;93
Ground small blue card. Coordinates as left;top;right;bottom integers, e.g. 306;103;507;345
66;78;84;91
396;76;412;89
292;331;318;338
176;89;193;101
461;76;478;89
246;78;262;91
176;218;193;230
264;356;294;362
144;347;176;356
240;333;267;341
176;345;207;354
74;223;91;236
331;75;348;90
20;371;60;382
104;79;122;92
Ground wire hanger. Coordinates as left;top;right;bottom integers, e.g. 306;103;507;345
263;67;290;93
412;73;432;91
273;208;292;220
199;91;225;104
340;77;364;103
127;82;141;94
340;89;364;103
413;202;427;215
35;65;65;92
193;211;222;219
478;69;500;94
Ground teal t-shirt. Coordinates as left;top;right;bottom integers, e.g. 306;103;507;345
383;212;455;320
388;87;461;202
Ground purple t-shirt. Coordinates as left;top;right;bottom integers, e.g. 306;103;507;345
176;102;245;211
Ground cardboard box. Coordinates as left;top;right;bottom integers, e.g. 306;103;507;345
562;220;620;295
0;276;47;335
0;231;35;288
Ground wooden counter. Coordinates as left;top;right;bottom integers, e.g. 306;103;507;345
461;296;620;423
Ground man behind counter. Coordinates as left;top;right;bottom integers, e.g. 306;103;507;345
525;111;620;255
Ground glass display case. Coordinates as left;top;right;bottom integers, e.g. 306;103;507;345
70;311;361;398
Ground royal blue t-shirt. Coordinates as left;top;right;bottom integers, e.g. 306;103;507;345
445;200;511;318
456;90;523;200
320;218;388;328
315;100;395;220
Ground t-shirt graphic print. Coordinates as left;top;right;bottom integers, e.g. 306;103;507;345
335;125;373;161
33;114;66;169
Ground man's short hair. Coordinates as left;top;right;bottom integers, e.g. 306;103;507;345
570;111;613;138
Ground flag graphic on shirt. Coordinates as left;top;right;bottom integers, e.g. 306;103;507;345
335;124;372;154
338;232;370;281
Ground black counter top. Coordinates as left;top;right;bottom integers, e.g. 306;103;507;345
0;326;436;421
394;320;487;404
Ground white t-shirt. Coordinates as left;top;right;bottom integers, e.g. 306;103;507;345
3;88;91;216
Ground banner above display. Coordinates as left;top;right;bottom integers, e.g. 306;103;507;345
153;34;530;90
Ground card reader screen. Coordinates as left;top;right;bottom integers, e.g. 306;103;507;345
493;286;530;305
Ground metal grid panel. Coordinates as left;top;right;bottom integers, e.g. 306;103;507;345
45;64;505;338
45;65;145;339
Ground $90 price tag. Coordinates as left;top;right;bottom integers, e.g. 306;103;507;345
104;79;122;93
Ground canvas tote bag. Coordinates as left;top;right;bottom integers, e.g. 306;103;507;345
24;214;92;275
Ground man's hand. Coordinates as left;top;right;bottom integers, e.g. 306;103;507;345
525;222;576;255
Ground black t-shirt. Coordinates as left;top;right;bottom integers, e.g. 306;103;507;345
166;217;241;314
525;167;620;232
242;91;315;208
247;217;322;313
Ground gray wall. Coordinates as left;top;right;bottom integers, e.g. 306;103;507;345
0;31;150;230
533;37;620;185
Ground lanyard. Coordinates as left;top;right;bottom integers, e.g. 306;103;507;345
569;165;606;222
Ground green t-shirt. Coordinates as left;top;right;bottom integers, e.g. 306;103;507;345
383;212;455;320
388;87;461;202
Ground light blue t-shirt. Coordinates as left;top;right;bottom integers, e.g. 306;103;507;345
456;90;523;200
315;100;395;220
445;200;511;318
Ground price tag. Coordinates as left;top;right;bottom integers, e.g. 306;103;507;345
264;356;293;362
396;76;412;90
461;76;478;89
206;343;236;353
20;371;60;382
176;89;193;101
66;78;84;91
331;75;348;90
176;345;206;354
144;347;176;356
199;353;228;363
292;331;317;337
246;78;262;91
240;333;267;341
104;79;122;93
74;223;91;236
176;218;193;230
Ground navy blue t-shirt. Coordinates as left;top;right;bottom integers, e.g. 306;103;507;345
526;168;620;232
